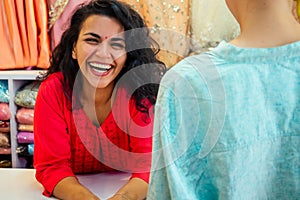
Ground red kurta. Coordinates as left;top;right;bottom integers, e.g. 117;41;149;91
34;72;153;196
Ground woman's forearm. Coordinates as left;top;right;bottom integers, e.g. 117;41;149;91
53;176;100;200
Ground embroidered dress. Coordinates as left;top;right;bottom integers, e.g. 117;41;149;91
124;0;190;68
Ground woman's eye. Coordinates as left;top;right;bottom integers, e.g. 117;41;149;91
111;42;125;50
84;38;99;44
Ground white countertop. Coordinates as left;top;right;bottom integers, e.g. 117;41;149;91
0;168;130;199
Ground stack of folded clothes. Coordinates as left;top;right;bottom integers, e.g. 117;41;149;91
15;81;40;168
0;80;11;168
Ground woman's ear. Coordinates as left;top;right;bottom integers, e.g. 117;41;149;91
72;48;77;59
72;42;77;59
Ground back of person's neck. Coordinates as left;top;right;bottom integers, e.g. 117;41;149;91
229;0;300;48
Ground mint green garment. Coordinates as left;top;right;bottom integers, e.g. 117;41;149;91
148;41;300;200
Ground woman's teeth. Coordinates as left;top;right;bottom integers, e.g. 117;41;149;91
90;63;112;72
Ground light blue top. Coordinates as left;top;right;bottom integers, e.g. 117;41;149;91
148;41;300;200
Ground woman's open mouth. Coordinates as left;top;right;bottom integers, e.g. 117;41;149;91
89;62;113;76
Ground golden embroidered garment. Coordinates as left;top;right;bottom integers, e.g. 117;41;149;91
0;0;50;69
123;0;191;68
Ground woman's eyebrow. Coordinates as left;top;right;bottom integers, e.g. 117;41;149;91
83;32;125;42
110;37;125;42
83;32;100;38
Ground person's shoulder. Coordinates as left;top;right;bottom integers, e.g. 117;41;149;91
162;54;213;85
43;72;63;83
41;72;64;87
38;72;65;96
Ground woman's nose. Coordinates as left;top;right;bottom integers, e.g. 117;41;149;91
95;41;110;57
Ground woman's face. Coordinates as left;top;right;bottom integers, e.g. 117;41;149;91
72;14;127;89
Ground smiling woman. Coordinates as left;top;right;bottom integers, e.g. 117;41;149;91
33;1;166;200
72;15;127;89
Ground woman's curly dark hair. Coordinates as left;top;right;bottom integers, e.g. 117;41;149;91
39;0;166;113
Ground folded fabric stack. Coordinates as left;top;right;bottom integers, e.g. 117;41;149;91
15;81;40;168
0;80;11;168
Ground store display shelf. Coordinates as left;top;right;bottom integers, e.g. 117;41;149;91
0;70;46;168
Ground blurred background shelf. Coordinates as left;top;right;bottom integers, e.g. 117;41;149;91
0;70;46;168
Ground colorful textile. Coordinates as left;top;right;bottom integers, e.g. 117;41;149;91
15;82;40;109
0;81;9;103
0;103;10;121
0;133;10;148
123;0;190;68
18;124;34;132
0;121;9;133
47;0;90;50
16;108;34;124
17;131;34;144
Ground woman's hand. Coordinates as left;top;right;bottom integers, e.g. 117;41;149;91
107;193;131;200
53;176;100;200
107;178;148;200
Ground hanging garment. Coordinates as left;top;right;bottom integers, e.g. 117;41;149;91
47;0;90;50
190;0;240;54
0;0;50;69
123;0;191;68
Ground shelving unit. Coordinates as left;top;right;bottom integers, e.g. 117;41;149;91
0;70;46;168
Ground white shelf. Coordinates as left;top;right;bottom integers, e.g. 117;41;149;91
0;70;46;80
0;70;46;168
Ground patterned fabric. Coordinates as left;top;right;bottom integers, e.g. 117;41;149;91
14;82;40;109
0;133;10;148
16;108;34;124
0;103;10;121
0;121;10;133
47;0;90;50
124;0;190;68
47;0;69;29
148;41;300;199
0;81;9;103
17;131;34;144
34;72;153;196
